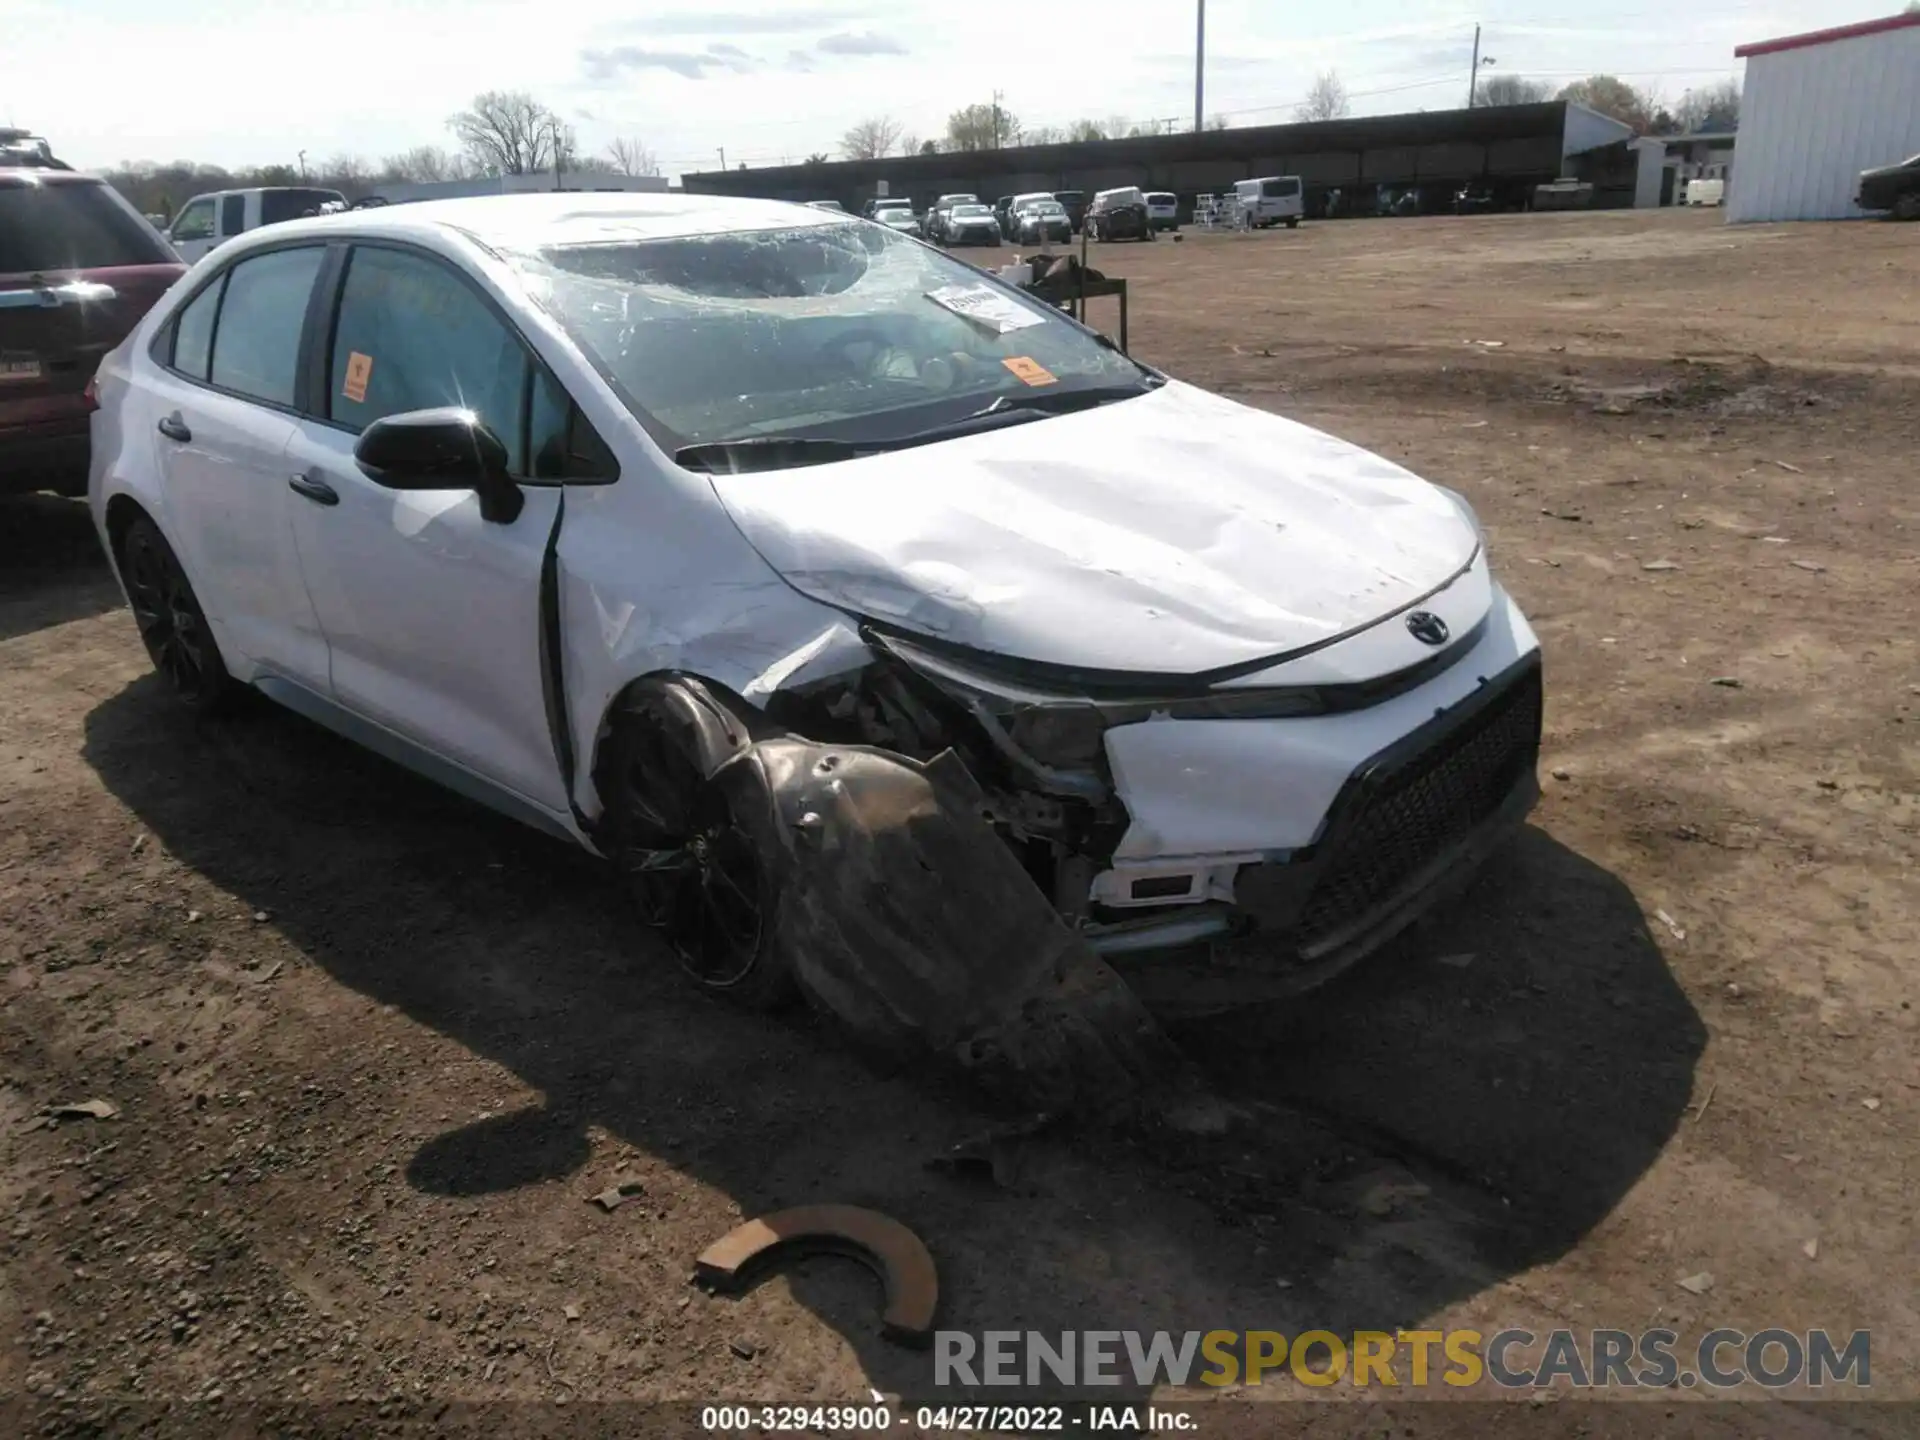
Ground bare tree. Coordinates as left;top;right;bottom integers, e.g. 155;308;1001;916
840;115;904;160
1557;75;1658;133
1022;124;1065;146
1295;71;1351;123
320;154;375;198
1206;113;1230;131
1067;118;1107;142
1477;75;1551;107
804;152;830;165
1674;78;1741;133
449;90;565;176
381;145;464;183
897;133;922;157
605;136;661;176
945;101;1021;151
917;138;939;155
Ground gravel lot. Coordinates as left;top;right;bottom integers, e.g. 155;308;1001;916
2;207;1915;1431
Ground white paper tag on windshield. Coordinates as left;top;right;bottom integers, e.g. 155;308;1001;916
924;283;1045;335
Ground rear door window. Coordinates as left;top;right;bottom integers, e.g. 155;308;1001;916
0;181;179;273
207;246;325;405
1262;179;1300;199
219;194;245;237
170;275;226;381
327;244;531;471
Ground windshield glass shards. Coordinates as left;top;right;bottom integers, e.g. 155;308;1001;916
506;221;1154;463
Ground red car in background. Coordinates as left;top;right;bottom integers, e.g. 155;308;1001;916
2;144;186;497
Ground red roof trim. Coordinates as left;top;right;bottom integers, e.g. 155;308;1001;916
1736;11;1920;58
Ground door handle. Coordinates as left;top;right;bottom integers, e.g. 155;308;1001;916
287;472;339;507
156;413;191;442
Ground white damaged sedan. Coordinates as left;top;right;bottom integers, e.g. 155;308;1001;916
89;193;1540;1025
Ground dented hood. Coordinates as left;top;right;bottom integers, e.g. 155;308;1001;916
710;380;1480;676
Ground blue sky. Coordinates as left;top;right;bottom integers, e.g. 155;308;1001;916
0;0;1888;178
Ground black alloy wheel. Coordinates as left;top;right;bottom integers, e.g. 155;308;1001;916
119;515;234;715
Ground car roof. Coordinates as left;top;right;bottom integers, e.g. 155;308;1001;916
0;168;102;187
210;192;849;255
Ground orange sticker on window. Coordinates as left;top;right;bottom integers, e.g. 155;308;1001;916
342;351;374;404
1002;356;1057;386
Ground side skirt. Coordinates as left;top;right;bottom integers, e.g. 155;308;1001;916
251;674;584;847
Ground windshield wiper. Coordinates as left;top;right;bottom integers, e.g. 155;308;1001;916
964;380;1161;422
677;380;1163;474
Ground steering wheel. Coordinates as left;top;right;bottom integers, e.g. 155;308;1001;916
817;326;906;380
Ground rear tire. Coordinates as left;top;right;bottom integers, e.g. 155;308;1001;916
117;514;237;717
596;688;795;1011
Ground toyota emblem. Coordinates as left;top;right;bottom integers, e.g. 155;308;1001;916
1406;611;1450;646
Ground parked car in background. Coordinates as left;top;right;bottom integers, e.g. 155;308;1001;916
1680;177;1724;207
940;202;1001;247
806;199;848;213
2;168;186;496
168;186;347;263
1052;190;1088;232
1454;182;1499;215
1013;198;1072;246
1857;152;1920;218
1232;176;1303;229
1087;187;1153;242
88;192;1541;1013
1003;191;1054;238
993;196;1016;234
872;202;922;237
1144;192;1179;231
925;194;980;243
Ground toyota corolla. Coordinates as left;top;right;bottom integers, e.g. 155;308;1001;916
88;193;1540;1035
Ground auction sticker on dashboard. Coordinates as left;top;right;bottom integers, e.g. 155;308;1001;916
925;283;1045;335
1002;356;1057;386
342;351;374;404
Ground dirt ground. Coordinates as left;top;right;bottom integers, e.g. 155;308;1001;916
2;208;1916;1432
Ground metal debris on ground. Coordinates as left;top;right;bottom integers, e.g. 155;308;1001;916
1790;560;1827;573
26;1099;120;1130
1655;909;1687;941
588;1180;647;1213
924;1114;1056;1192
694;1203;938;1348
1774;460;1803;473
1678;1272;1715;1296
1641;560;1681;572
1802;1238;1819;1259
729;1335;758;1359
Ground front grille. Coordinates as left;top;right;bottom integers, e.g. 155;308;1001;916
1295;666;1542;946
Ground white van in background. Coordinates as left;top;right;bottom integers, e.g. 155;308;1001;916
1233;175;1304;229
1682;177;1725;207
166;186;347;262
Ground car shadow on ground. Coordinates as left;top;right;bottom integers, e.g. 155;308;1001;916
0;494;122;643
82;676;1702;1404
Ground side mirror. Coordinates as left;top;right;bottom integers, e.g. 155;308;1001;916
353;407;524;525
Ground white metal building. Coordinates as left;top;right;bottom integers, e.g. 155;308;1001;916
1727;11;1920;222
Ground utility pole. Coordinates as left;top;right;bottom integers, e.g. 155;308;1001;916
991;89;1005;148
1467;24;1481;108
1194;0;1206;132
718;146;726;171
297;149;307;180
